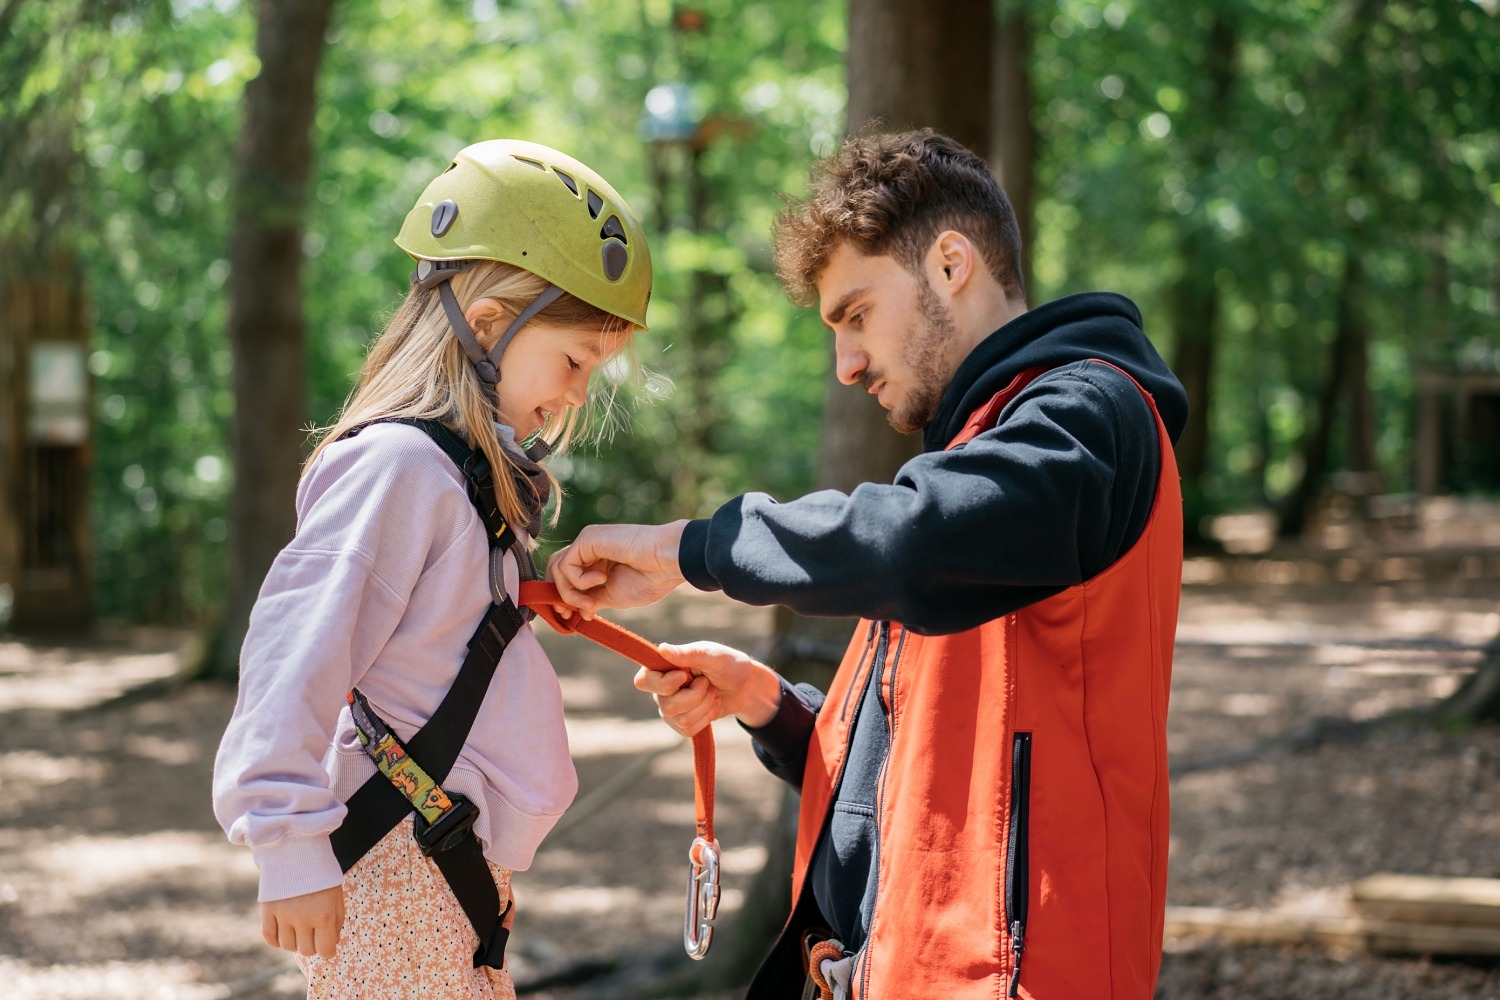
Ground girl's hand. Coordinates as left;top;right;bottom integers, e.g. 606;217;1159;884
635;641;783;736
261;885;345;959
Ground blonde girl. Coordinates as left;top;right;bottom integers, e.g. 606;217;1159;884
213;140;651;999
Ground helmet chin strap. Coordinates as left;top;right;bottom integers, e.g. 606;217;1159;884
412;259;566;391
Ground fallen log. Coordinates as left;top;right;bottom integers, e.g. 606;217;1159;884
1165;901;1500;957
1351;874;1500;928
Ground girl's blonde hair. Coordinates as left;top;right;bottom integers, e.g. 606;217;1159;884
306;261;635;544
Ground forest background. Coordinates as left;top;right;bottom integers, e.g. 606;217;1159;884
3;1;1500;996
2;0;1498;644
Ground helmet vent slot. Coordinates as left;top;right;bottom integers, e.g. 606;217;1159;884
602;241;628;281
512;156;547;171
430;199;458;237
586;190;604;219
600;214;627;243
554;169;579;195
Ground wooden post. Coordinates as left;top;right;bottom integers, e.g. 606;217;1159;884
0;250;94;633
1414;370;1446;495
0;263;18;626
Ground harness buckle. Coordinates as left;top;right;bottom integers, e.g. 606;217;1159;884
412;793;480;856
683;836;720;960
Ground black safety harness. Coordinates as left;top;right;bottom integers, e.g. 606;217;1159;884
328;417;529;970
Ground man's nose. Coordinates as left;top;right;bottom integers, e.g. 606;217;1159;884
834;335;866;386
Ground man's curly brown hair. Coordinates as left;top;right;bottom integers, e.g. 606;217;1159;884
773;129;1025;307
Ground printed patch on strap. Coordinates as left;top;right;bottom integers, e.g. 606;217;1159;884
348;690;455;824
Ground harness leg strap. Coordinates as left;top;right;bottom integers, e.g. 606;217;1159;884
429;831;512;969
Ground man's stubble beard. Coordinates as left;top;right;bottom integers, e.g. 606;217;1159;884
887;280;957;435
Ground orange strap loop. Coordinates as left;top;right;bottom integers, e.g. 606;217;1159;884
518;580;716;844
807;938;846;1000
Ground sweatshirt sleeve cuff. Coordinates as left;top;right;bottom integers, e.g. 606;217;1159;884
677;518;718;592
740;676;822;761
251;833;346;902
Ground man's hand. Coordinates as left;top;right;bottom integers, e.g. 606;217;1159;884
547;520;689;618
635;641;784;736
261;885;345;959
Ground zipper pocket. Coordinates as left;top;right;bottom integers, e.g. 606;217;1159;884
1005;731;1032;998
837;621;879;722
855;622;897;998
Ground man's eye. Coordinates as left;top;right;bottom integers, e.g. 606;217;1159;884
850;312;866;328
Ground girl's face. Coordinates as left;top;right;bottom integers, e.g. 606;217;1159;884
492;319;630;438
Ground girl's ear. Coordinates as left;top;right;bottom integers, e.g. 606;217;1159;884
464;297;511;349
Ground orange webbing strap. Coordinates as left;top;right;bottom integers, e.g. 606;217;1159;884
517;580;715;845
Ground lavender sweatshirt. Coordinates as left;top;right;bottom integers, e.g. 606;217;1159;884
212;422;577;902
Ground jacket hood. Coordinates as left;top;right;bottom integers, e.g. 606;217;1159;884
924;291;1188;451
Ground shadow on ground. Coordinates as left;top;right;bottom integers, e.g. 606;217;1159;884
2;501;1499;998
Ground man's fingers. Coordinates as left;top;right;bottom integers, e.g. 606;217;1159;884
545;547;589;602
657;641;710;670
657;675;713;720
671;693;720;738
635;666;690;695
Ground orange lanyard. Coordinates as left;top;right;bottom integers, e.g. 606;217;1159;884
518;580;721;959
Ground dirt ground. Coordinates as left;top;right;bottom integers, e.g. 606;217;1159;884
2;498;1499;999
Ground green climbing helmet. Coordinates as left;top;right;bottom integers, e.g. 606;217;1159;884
396;139;652;328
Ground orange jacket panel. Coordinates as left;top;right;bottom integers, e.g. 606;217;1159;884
792;363;1182;999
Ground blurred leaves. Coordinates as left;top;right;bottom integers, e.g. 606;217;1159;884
2;0;1497;622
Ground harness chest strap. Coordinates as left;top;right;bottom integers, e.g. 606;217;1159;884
518;580;722;958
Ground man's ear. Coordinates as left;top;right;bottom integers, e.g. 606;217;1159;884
928;231;975;294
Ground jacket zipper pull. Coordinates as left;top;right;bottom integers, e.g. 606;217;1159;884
1008;919;1025;998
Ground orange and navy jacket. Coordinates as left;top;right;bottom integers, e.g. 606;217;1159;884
677;292;1188;998
799;367;1178;997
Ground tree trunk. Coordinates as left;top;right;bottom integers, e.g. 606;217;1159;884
1277;0;1380;540
716;0;999;986
1170;228;1221;546
1345;311;1380;485
1279;254;1364;538
1433;642;1500;726
1169;13;1236;547
845;0;991;151
992;1;1035;293
212;0;336;679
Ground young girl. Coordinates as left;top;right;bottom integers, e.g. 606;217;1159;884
212;139;651;999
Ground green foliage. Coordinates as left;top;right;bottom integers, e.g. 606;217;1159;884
4;0;251;622
4;0;1497;623
1030;0;1500;511
5;0;842;622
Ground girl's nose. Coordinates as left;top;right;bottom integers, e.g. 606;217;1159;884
563;374;589;409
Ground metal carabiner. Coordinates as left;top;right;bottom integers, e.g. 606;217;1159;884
683;836;721;960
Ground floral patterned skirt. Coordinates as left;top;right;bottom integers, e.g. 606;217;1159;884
298;817;517;1000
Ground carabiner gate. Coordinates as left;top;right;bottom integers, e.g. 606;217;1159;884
683;836;720;960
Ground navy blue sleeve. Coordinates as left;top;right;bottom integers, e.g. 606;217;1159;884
678;362;1162;635
740;677;824;790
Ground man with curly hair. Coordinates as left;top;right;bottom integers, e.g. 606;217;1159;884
550;129;1188;1000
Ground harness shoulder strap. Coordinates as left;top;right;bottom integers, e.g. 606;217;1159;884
329;415;524;969
347;417;518;552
